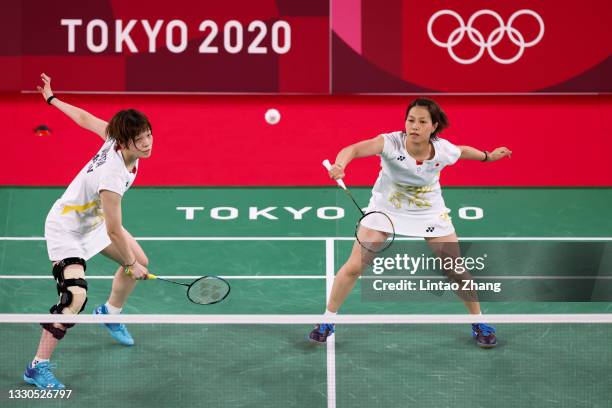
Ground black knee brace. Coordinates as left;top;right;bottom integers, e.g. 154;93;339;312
41;323;69;340
41;257;88;340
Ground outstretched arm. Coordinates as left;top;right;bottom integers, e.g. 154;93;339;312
459;145;512;162
328;135;384;180
37;73;108;141
100;190;148;279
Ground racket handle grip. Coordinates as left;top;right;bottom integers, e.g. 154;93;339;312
146;273;157;280
322;159;347;190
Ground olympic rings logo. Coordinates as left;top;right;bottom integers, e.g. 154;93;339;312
427;9;545;64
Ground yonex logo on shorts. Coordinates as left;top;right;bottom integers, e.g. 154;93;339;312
426;227;435;232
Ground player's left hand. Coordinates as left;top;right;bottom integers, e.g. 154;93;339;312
36;73;54;101
488;147;512;161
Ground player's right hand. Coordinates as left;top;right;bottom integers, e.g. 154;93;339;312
126;261;149;280
328;163;345;180
36;73;54;101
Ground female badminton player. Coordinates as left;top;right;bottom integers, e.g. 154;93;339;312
309;98;512;348
24;73;152;389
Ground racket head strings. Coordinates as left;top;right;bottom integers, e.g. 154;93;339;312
355;211;396;253
187;276;231;305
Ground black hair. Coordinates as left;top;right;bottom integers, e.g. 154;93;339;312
405;98;449;139
106;109;152;148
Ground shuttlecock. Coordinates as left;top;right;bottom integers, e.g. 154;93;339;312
265;108;281;125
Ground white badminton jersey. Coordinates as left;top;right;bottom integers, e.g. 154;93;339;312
46;139;138;234
369;131;461;215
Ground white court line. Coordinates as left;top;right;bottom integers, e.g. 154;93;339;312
360;275;612;280
325;238;336;408
2;275;610;280
2;314;612;324
1;236;612;241
0;275;324;280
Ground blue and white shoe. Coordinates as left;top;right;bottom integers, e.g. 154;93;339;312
93;304;134;346
472;323;497;348
24;361;65;389
308;323;335;343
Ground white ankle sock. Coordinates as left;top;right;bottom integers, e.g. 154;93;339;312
105;302;122;314
324;309;337;316
31;357;49;368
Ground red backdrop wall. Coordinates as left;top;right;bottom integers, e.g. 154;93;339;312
1;94;610;186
